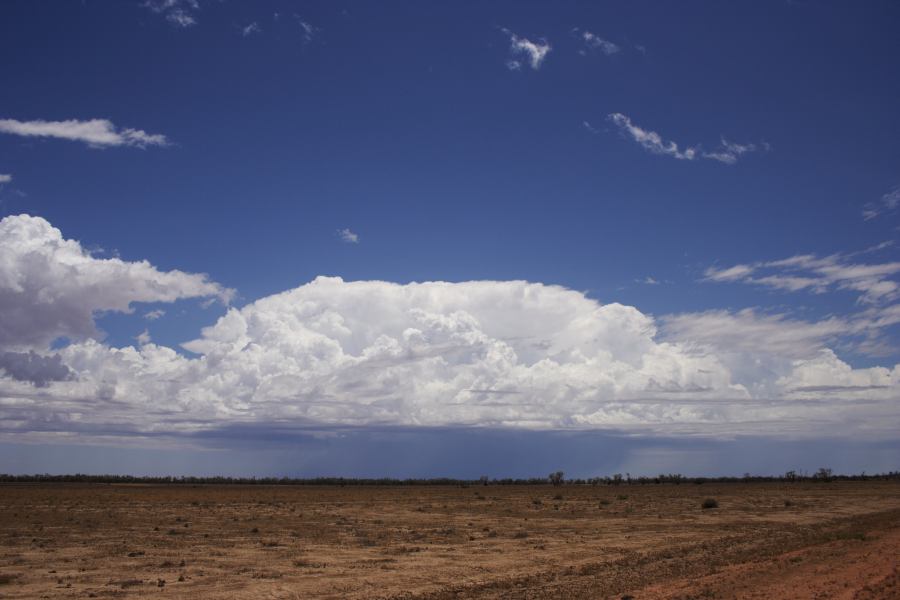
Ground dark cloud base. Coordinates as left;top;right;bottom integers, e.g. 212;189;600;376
2;428;897;479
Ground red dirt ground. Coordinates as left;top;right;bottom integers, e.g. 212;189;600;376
0;481;897;599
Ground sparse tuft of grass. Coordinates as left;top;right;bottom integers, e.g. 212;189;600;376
293;558;327;568
830;530;867;542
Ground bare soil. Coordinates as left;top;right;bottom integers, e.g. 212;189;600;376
0;481;898;599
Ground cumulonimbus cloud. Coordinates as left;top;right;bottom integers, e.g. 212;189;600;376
0;216;897;442
0;118;168;148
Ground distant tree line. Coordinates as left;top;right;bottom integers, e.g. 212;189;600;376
0;469;897;486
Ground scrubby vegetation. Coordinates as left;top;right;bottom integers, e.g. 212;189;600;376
0;470;896;486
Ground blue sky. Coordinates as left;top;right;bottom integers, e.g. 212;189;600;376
0;1;898;477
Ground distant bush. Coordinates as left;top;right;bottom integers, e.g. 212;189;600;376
701;498;719;509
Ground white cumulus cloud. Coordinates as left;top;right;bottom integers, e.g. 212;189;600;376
0;214;232;351
0;217;898;442
0;118;168;148
0;174;11;184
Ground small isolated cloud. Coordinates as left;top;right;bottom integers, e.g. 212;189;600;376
135;329;152;346
582;121;599;134
0;174;11;184
639;276;660;285
606;113;764;164
294;15;316;43
143;0;199;28
0;118;168;149
608;113;697;160
144;309;166;321
501;28;551;70
338;228;359;244
242;22;261;37
577;30;619;55
702;138;765;165
862;185;900;221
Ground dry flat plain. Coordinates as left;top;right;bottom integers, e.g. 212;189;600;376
0;482;898;599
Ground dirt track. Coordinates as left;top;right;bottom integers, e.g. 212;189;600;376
0;482;897;599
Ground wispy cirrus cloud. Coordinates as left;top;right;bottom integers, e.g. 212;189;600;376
575;29;619;55
862;185;900;221
241;22;261;37
294;15;317;43
143;0;199;28
501;28;551;71
702;138;766;165
608;113;697;160
0;118;168;149
704;251;900;305
606;113;764;164
0;174;11;184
